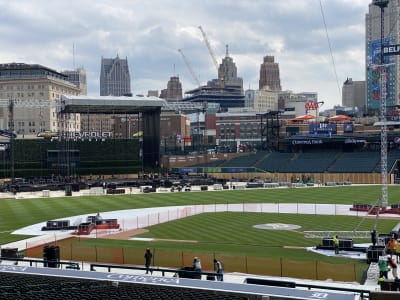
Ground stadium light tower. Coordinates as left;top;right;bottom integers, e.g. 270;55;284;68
373;0;389;209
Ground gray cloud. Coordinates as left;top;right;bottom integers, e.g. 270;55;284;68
0;0;369;108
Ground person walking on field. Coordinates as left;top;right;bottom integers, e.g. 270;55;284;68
214;259;223;281
144;248;153;274
333;234;339;254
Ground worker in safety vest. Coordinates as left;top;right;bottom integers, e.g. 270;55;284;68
333;234;339;254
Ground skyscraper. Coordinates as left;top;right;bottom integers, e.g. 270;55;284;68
342;78;366;112
62;67;87;95
100;55;131;96
365;0;400;113
218;45;243;93
259;56;281;91
160;76;183;100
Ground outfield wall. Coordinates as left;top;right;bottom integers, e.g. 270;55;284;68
26;241;358;282
208;172;389;184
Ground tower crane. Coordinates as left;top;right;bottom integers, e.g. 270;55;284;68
198;26;225;89
178;49;200;86
198;26;219;73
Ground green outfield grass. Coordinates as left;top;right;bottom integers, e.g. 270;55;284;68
81;212;397;261
1;185;399;276
1;185;400;244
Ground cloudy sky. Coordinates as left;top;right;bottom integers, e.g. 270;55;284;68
0;0;369;109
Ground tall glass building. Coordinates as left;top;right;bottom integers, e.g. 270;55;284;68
100;55;131;96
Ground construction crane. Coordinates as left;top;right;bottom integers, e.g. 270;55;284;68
198;26;226;90
198;26;219;73
178;49;200;86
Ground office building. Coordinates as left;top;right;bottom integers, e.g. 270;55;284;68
61;67;87;95
160;76;183;100
254;86;279;111
183;47;244;111
342;78;366;113
259;56;281;91
0;63;81;136
100;55;131;96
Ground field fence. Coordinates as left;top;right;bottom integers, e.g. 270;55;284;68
25;242;358;282
100;203;355;236
22;203;363;281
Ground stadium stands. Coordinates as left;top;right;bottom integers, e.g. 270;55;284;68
182;148;400;181
0;265;362;300
0;271;248;300
219;151;267;168
327;152;380;173
278;152;340;173
254;152;294;172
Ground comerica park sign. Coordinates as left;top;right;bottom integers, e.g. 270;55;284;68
383;44;400;56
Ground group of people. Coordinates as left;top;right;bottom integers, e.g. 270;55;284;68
191;257;223;281
379;255;398;281
144;248;223;281
374;232;400;282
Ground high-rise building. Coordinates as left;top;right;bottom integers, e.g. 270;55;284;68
366;0;400;113
147;90;159;97
342;78;366;112
259;56;281;91
244;89;255;108
100;55;131;96
0;63;81;136
254;86;279;111
160;76;182;100
62;67;87;95
183;46;244;111
218;45;243;92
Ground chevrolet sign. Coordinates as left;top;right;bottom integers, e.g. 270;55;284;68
383;44;400;56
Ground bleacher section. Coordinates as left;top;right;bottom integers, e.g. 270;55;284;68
188;149;399;175
193;160;226;168
278;152;340;173
255;152;294;172
380;150;400;172
327;152;380;173
220;151;267;168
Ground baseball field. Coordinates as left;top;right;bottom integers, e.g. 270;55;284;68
1;185;399;281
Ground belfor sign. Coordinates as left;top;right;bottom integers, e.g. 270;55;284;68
383;44;400;56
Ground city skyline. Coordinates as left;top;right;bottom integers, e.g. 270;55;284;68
0;0;367;109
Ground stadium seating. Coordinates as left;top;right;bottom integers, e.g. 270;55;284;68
0;272;248;300
327;152;380;173
219;151;267;168
278;152;340;173
191;149;398;175
255;152;294;172
192;160;226;168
